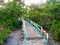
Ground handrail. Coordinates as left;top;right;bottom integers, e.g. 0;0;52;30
25;19;49;44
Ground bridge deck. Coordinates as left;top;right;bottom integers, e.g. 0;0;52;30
25;21;40;38
24;21;46;45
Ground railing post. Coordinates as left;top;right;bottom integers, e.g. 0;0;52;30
46;33;48;44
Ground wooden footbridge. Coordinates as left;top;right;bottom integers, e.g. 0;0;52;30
3;18;48;45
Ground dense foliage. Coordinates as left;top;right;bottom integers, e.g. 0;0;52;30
0;0;25;44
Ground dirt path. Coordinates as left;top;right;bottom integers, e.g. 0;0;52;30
2;28;25;45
